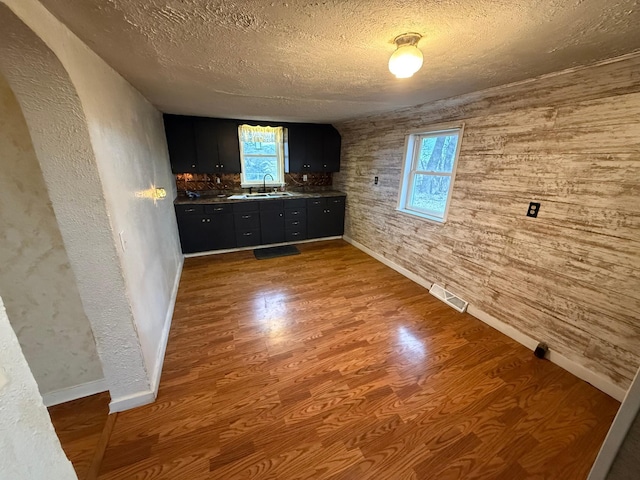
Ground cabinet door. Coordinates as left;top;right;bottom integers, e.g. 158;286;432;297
325;197;346;236
321;125;341;172
287;124;307;173
194;118;220;172
176;214;208;253
306;198;328;239
209;214;236;250
260;209;285;245
164;115;199;174
305;126;324;171
217;120;241;173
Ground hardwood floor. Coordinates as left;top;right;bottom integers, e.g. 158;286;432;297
62;240;620;478
49;391;112;480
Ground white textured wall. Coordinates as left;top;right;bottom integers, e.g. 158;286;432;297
0;296;77;480
0;74;103;394
0;0;183;407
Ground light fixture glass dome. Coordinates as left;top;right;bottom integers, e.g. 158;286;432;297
388;33;423;78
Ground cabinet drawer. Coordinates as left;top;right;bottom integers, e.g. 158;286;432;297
260;200;284;211
285;208;307;220
235;212;260;229
284;198;306;209
236;229;260;247
327;196;345;206
307;198;325;208
233;202;260;213
175;204;204;215
204;203;233;214
285;228;307;242
285;218;304;229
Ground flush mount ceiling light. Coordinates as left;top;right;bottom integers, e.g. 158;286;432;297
388;33;423;79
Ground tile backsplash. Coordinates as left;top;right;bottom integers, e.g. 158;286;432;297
175;172;332;193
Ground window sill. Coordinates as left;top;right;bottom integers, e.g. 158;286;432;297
396;207;446;224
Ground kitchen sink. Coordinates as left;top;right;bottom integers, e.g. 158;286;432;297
227;191;299;200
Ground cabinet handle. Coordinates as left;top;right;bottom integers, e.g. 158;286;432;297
243;232;253;236
291;211;298;215
312;201;320;205
241;215;251;219
220;164;224;168
214;207;224;211
324;164;327;167
191;164;196;168
215;164;220;168
292;221;299;225
292;232;299;236
202;219;206;222
207;218;211;222
185;208;195;212
279;213;283;217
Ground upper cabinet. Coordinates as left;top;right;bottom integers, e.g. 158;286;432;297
194;118;241;174
164;115;340;174
287;123;341;173
164;115;199;173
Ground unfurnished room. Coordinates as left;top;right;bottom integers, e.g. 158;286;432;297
0;1;639;479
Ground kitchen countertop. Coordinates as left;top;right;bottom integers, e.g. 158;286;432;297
174;189;346;205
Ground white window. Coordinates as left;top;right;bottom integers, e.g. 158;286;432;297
397;127;463;223
238;125;286;187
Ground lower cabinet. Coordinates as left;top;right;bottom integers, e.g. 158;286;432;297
233;202;261;248
175;195;344;254
307;196;345;238
175;204;235;253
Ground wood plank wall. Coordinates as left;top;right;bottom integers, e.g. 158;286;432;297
334;53;640;391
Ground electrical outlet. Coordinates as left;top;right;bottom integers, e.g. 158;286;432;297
216;177;221;184
303;174;308;181
527;202;540;218
119;231;126;252
374;176;379;185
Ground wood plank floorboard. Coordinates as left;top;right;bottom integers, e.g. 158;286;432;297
48;391;111;480
59;240;620;479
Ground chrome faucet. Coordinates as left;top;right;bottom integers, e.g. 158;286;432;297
262;173;274;193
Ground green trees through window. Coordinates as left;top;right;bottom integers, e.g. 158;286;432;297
398;128;462;222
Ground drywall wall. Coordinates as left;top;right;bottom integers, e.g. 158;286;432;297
0;1;157;407
334;53;640;391
0;296;77;480
0;73;104;395
1;0;184;405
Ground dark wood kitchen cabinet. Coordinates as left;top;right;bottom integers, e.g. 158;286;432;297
164;115;200;174
306;196;345;238
233;202;261;247
288;124;341;173
284;198;307;242
175;204;235;253
260;200;285;245
194;118;241;174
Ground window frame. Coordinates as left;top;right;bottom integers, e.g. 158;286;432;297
238;126;287;188
396;125;464;224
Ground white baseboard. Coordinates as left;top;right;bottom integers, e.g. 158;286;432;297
109;389;156;413
468;306;626;401
109;257;184;413
343;236;433;291
184;236;343;258
149;257;184;397
344;235;626;402
42;378;108;407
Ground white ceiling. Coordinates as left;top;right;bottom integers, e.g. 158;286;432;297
40;0;640;123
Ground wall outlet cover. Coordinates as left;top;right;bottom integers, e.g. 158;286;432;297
527;202;541;218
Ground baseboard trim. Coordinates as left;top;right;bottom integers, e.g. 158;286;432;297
42;378;108;407
343;236;433;291
184;236;343;258
344;235;626;402
467;306;626;401
109;389;155;413
149;257;184;397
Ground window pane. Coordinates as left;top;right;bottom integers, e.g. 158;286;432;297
417;134;458;173
409;174;451;217
242;141;277;155
243;156;279;182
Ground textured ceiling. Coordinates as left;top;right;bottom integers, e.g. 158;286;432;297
39;0;640;123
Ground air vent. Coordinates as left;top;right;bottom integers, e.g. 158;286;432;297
429;284;468;313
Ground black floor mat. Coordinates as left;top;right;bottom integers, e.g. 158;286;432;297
254;245;300;260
